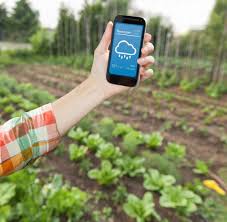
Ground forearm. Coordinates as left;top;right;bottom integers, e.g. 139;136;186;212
52;76;106;136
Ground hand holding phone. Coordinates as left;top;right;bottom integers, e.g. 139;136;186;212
90;18;154;98
106;15;147;87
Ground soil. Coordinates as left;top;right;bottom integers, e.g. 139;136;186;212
4;64;227;222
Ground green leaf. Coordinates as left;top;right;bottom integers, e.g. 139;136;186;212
123;192;160;222
144;132;163;149
143;169;176;191
0;183;16;206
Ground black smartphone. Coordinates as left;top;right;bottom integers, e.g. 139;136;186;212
106;15;146;87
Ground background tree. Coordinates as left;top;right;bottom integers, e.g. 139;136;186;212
52;5;77;56
206;0;227;82
146;16;173;57
8;0;39;42
0;3;8;40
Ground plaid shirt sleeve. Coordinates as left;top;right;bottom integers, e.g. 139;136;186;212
0;104;61;176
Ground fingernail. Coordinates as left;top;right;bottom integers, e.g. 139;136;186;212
147;69;154;75
148;56;155;64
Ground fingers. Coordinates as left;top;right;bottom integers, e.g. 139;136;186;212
139;67;153;81
144;33;152;43
137;56;155;66
141;42;154;56
95;21;113;54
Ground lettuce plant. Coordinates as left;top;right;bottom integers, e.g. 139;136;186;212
144;132;163;149
112;123;133;137
83;134;105;151
69;144;88;161
193;160;209;175
68;127;89;142
115;155;145;177
160;185;202;216
96;142;122;160
123;192;160;222
88;160;121;185
0;183;16;206
143;169;176;191
165;142;186;160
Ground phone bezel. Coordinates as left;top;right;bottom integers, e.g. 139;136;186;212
106;15;146;87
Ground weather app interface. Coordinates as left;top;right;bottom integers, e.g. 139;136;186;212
109;22;143;78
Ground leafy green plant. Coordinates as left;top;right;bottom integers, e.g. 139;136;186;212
144;132;163;149
79;159;93;173
112;185;128;204
123;192;160;222
142;152;182;182
47;186;88;220
0;183;16;206
165;142;186;160
69;144;88;161
95;117;115;140
3;105;16;114
112;123;133;137
96;142;122;160
122;130;144;155
193;160;209;175
83;134;105;151
88;160;121;185
143;169;176;191
92;207;113;222
180;78;203;92
68;127;89;142
206;83;227;99
160;185;202;216
115;155;145;177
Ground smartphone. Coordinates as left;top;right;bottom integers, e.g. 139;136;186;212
106;15;146;87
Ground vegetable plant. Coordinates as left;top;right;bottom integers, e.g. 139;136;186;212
122;130;144;155
68;127;89;142
165;142;186;160
143;169;176;191
193;160;209;175
123;192;160;222
144;132;163;149
88;160;121;185
112;185;128;204
83;134;105;151
160;185;202;216
115;155;145;177
95;117;115;140
47;186;88;220
0;183;16;206
69;144;88;161
112;123;133;137
96;142;122;160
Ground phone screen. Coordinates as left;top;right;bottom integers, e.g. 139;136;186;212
108;22;144;78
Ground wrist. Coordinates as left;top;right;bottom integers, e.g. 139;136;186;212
87;75;112;101
86;75;107;102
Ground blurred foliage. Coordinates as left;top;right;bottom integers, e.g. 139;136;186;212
0;0;39;42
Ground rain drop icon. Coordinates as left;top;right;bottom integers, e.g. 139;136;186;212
115;40;136;60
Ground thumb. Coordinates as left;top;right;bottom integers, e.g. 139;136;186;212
96;21;113;53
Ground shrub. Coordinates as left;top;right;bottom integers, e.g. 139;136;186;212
30;29;53;55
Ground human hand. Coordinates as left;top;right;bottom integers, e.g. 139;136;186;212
90;21;155;99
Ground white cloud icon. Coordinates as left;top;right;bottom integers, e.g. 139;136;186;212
115;40;136;59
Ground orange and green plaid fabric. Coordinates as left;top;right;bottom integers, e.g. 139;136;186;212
0;104;60;176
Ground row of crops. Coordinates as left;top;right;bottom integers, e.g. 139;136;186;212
0;73;226;222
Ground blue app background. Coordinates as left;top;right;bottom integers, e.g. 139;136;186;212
109;22;143;78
